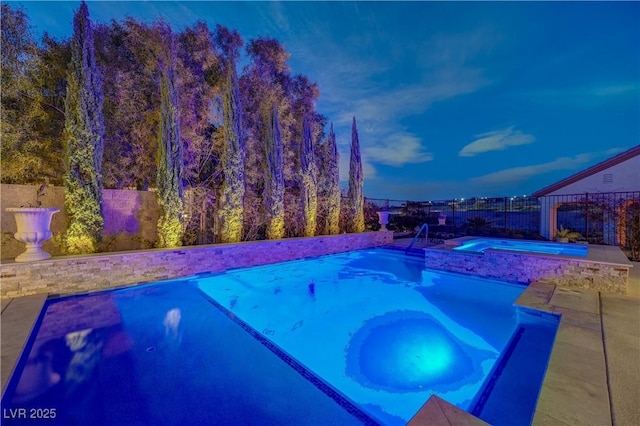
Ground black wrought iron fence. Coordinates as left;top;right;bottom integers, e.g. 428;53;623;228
365;191;640;252
548;191;640;247
180;191;639;257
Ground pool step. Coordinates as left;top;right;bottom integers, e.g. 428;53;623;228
380;245;426;258
471;319;558;425
404;248;426;258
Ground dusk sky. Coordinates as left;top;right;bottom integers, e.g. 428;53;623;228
11;1;640;201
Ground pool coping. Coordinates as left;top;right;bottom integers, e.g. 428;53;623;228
516;281;612;425
408;280;613;425
1;294;47;397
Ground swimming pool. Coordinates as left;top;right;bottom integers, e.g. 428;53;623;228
453;237;588;257
2;248;558;425
2;282;371;425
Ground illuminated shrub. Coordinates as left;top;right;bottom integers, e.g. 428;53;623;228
300;114;317;237
347;117;365;233
63;1;105;254
218;55;245;243
265;105;285;240
155;31;184;248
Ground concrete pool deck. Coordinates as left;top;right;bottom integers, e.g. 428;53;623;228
2;262;639;425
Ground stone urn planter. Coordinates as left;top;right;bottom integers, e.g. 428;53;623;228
438;214;447;226
6;207;59;262
377;211;390;231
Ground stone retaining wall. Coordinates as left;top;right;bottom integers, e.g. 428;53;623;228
1;184;160;260
0;231;393;298
424;247;630;294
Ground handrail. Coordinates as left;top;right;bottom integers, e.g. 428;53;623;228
406;223;428;253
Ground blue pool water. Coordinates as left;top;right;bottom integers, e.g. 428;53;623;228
2;282;370;425
2;248;559;425
453;238;589;257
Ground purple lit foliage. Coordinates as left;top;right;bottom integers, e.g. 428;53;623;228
300;113;318;237
264;104;285;240
155;26;184;248
63;0;105;253
347;116;365;233
215;25;245;243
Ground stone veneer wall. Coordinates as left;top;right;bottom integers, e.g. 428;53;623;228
424;248;629;294
0;231;393;298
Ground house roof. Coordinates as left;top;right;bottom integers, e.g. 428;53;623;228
532;145;640;197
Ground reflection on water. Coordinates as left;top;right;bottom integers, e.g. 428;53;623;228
163;308;182;345
13;339;70;404
5;293;150;425
64;329;104;395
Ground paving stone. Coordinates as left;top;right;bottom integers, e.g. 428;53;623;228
554;322;604;352
551;306;601;331
407;396;451;426
536;371;611;426
549;287;599;314
1;294;47;394
545;341;607;388
532;410;572;425
434;396;489;425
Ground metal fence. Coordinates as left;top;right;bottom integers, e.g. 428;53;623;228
365;191;640;251
547;191;640;247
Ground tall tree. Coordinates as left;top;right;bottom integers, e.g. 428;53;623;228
176;21;220;188
347;116;365;233
1;3;38;182
1;5;66;184
63;1;105;254
215;25;245;243
264;104;285;239
300;114;317;237
324;123;341;235
94;19;161;189
156;27;184;248
240;37;292;238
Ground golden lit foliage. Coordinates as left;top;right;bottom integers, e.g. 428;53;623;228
63;1;105;254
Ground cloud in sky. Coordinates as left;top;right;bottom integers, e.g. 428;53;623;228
289;23;493;180
375;148;625;199
470;151;601;186
364;132;433;167
511;82;639;107
459;127;535;157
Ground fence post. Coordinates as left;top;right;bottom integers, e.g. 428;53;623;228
504;197;508;231
585;192;589;240
452;202;456;228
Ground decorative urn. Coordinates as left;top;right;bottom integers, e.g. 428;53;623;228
377;211;390;231
6;207;59;262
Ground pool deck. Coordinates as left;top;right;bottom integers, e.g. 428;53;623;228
2;260;639;425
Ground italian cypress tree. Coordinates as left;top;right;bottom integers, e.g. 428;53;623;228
63;1;105;254
326;123;341;235
347;116;365;233
264;104;285;239
218;52;245;243
156;31;184;248
300;114;318;237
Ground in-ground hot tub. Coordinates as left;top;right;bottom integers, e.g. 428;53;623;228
453;238;588;257
425;237;631;294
